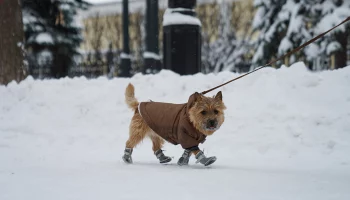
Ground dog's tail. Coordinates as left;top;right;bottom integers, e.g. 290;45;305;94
125;83;139;111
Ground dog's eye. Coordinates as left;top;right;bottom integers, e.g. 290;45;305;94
201;111;207;115
214;110;219;114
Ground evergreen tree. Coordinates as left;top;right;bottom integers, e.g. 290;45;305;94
311;0;350;69
209;1;236;72
201;1;251;73
22;0;90;78
276;0;312;63
251;0;287;67
252;0;350;70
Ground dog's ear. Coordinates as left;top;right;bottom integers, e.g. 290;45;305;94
214;91;223;101
188;92;202;108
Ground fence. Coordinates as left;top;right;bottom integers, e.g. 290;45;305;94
26;49;146;79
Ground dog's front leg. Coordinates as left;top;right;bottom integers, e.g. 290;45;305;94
194;149;217;166
177;146;217;166
177;146;199;166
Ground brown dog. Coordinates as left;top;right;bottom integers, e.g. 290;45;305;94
122;83;226;166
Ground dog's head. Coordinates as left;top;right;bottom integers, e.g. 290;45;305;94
187;91;226;136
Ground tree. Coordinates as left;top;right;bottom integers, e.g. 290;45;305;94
197;1;219;73
199;0;252;73
22;0;90;78
0;0;26;85
251;0;350;70
86;13;104;64
251;0;288;68
129;9;145;74
311;0;350;69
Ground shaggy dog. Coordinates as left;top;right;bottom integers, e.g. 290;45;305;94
122;83;226;166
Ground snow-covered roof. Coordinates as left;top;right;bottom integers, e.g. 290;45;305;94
78;0;241;19
78;0;167;19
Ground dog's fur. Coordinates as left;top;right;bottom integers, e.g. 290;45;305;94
124;83;226;156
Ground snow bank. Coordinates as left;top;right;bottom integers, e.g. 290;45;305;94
1;62;350;200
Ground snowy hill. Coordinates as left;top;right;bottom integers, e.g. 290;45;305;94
1;62;350;200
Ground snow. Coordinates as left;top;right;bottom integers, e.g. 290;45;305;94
326;41;341;55
278;37;293;54
163;8;202;26
314;2;350;34
304;43;320;60
143;52;161;60
78;0;168;18
35;33;54;44
37;50;53;66
120;52;132;59
1;62;350;200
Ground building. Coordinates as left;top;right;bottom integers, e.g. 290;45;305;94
76;0;255;76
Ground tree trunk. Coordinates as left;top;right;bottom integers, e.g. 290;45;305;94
334;30;348;69
0;0;25;85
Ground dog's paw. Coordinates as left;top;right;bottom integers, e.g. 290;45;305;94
122;155;133;164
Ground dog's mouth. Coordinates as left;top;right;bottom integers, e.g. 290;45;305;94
206;126;218;131
204;120;219;131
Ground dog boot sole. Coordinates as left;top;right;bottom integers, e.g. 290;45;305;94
160;157;172;164
122;156;133;164
204;157;216;166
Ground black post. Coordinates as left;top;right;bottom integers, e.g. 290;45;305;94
120;0;131;77
144;0;161;74
163;0;201;75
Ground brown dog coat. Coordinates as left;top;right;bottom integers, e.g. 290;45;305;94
138;93;206;149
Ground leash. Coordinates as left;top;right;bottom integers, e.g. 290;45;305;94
201;16;350;95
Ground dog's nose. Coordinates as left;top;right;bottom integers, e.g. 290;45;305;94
209;120;216;127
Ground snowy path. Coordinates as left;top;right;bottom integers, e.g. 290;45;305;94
1;133;349;200
1;128;349;200
1;63;350;199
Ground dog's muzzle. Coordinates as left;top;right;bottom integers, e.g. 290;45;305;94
205;119;218;131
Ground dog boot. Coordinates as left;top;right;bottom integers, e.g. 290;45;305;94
155;149;172;164
122;148;133;164
177;149;192;166
195;150;217;166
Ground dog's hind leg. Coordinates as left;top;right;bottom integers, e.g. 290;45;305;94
149;133;172;164
123;113;148;164
149;133;164;152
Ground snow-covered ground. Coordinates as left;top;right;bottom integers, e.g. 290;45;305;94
1;62;350;200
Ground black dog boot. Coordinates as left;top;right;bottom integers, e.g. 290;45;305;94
155;149;172;164
177;149;192;166
195;150;217;166
122;148;133;164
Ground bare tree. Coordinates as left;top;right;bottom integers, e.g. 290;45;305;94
129;9;144;73
231;0;254;40
0;0;26;85
105;15;122;50
197;0;254;73
197;2;219;73
84;13;104;64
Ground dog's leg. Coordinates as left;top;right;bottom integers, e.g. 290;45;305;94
149;133;172;164
178;146;216;166
123;114;148;164
177;146;199;166
123;132;146;164
150;134;164;152
193;149;217;166
177;149;192;166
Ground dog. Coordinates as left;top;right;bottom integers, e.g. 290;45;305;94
122;83;226;166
